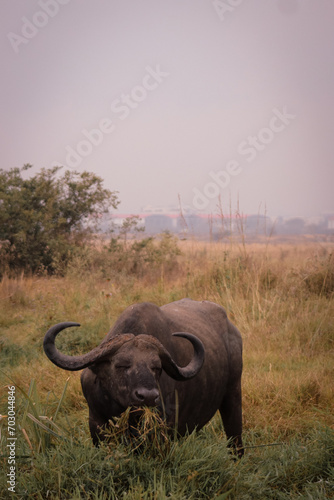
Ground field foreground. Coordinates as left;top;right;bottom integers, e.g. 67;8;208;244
0;238;334;499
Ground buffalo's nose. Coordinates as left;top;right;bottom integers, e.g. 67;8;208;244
133;388;160;406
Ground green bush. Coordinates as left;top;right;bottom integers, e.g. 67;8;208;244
0;165;118;275
106;230;181;278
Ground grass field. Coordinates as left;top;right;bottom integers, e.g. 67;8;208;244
0;236;334;499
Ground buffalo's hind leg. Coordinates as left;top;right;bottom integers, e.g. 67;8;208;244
219;380;243;458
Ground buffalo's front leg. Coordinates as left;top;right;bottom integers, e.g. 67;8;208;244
219;381;243;458
88;409;109;446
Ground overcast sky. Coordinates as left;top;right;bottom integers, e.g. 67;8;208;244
1;0;334;217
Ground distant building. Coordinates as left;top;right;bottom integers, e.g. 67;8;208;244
100;209;334;238
327;216;334;231
283;217;305;235
244;214;272;235
145;214;177;234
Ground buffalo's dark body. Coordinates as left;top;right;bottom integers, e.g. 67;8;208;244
80;299;243;453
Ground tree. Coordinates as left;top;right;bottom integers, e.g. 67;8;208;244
0;165;119;274
118;215;144;244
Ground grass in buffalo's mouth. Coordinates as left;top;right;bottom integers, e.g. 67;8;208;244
102;407;172;457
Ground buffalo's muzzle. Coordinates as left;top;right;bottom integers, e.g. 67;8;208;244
132;387;160;406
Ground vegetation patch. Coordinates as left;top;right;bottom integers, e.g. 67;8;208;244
0;174;333;497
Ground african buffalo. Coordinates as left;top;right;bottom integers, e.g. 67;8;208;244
43;299;243;456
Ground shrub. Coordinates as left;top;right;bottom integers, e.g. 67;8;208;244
106;231;181;278
303;252;334;297
0;165;118;275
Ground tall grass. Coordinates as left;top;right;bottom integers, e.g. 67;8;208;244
0;236;333;498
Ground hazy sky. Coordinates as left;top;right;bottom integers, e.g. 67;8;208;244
1;0;334;217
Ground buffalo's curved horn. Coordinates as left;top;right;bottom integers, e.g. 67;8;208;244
43;322;134;371
158;332;205;381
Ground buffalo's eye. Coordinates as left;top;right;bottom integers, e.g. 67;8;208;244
152;366;162;374
115;364;131;371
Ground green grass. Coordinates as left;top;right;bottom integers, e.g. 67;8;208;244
1;412;333;499
0;238;334;498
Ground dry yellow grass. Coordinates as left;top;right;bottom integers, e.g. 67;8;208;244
1;237;333;443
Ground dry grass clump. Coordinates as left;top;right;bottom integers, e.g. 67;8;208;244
102;407;171;459
302;251;334;297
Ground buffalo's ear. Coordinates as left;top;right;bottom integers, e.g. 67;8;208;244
159;332;205;381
